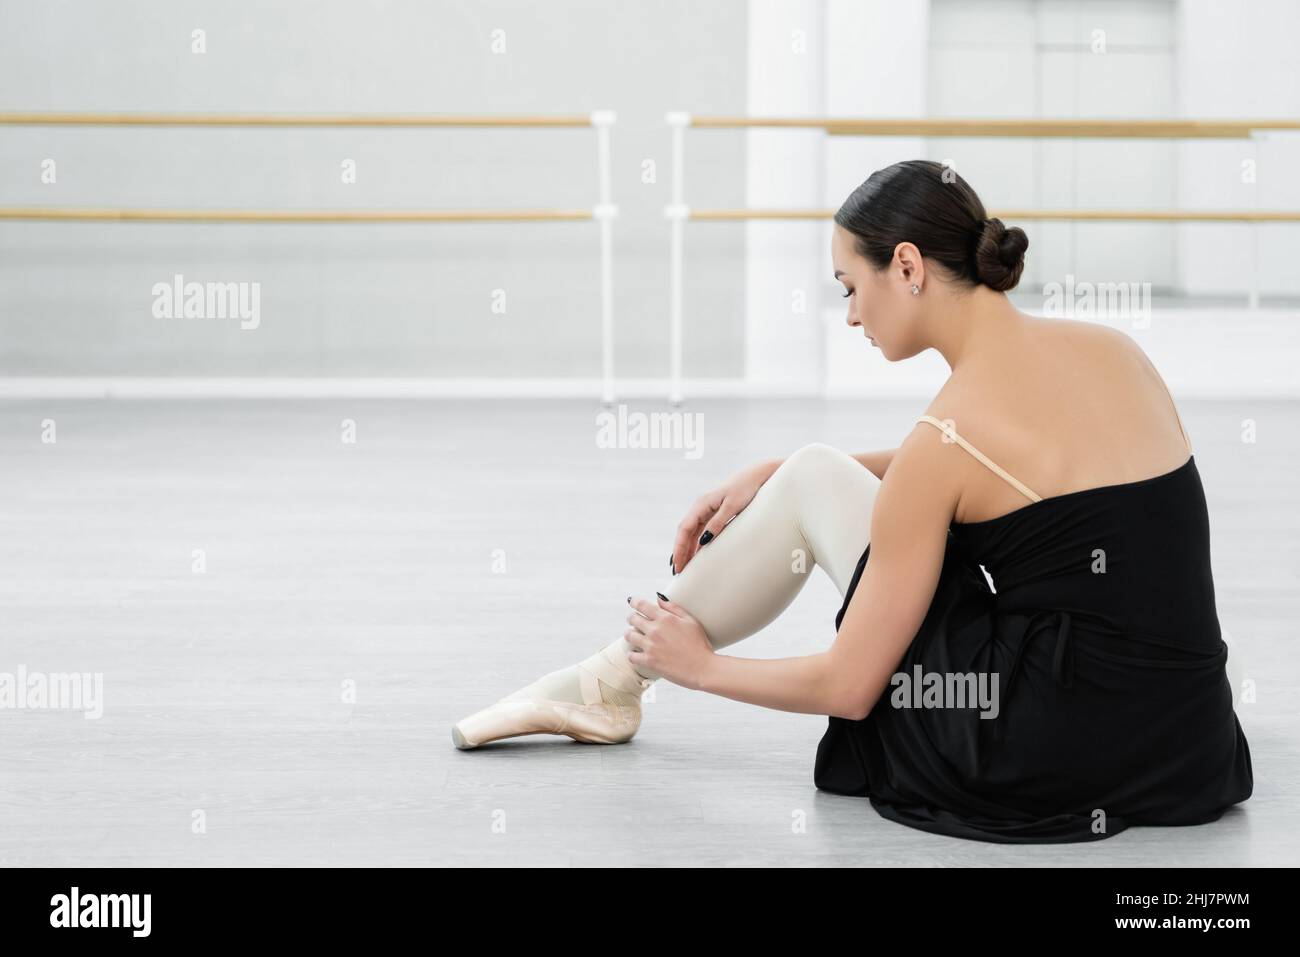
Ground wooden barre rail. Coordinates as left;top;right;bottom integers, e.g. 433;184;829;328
688;117;1300;137
2;208;1296;223
686;208;1300;223
0;208;596;223
3;114;1296;136
0;112;597;127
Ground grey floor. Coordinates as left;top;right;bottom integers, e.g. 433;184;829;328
0;397;1294;866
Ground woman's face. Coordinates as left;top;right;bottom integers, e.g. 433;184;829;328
831;224;925;361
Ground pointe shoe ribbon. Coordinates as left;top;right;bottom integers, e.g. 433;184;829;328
577;642;654;702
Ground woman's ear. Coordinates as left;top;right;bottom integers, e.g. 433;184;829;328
893;241;924;288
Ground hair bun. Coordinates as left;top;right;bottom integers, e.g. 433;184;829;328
974;217;1028;292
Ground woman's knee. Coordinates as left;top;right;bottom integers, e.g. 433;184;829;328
766;442;877;510
764;442;868;501
778;442;861;481
770;442;878;587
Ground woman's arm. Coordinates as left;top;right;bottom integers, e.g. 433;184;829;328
694;428;957;719
698;650;861;719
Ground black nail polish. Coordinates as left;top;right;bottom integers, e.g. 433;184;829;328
656;591;668;602
671;562;676;575
699;530;714;546
626;596;632;604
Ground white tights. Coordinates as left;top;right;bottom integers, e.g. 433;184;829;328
521;443;882;708
607;442;882;686
650;442;883;657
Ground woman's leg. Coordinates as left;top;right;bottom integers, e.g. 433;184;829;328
452;442;880;748
608;441;879;677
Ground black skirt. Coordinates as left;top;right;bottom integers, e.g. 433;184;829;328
813;458;1254;843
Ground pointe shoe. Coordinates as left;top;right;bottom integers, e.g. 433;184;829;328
452;643;654;750
451;695;640;750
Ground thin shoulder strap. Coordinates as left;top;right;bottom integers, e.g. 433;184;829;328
916;414;1043;503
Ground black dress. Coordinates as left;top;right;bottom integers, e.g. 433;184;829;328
813;451;1254;843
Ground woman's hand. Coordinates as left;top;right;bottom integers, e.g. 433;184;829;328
669;456;783;574
625;593;715;691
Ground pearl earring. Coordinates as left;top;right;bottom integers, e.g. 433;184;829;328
911;284;920;295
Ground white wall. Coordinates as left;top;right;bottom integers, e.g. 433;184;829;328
2;0;1296;397
742;0;827;391
784;0;1300;399
0;0;750;381
820;0;936;398
1175;0;1300;298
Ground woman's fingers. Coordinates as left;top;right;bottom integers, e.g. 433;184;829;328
625;593;681;651
672;503;709;567
653;591;685;617
622;629;644;652
696;497;740;549
630;595;676;620
671;491;720;573
626;596;659;632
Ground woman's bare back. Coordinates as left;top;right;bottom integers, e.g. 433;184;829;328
926;317;1193;526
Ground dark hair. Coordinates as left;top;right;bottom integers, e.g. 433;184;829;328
834;159;1028;292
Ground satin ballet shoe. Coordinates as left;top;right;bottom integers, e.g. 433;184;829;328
451;695;640;750
452;642;654;750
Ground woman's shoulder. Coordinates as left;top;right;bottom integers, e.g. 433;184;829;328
915;318;1146;433
915;317;1189;501
1026;318;1178;421
1025;316;1146;363
929;318;1150;413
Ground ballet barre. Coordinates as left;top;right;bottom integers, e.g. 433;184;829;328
0;112;597;127
0;208;598;222
663;113;1300;403
686;117;1300;137
682;209;1300;222
0;110;622;404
